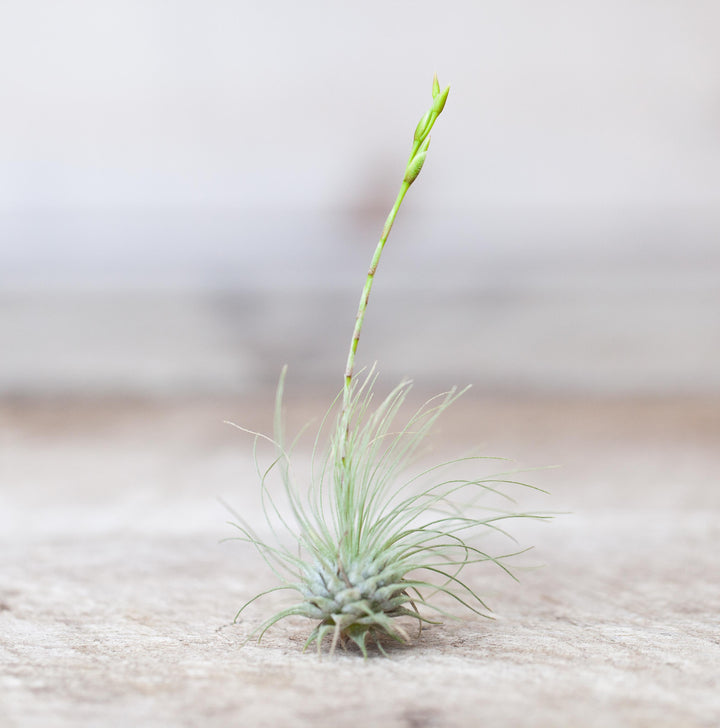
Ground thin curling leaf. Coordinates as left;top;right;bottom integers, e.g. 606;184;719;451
231;371;549;656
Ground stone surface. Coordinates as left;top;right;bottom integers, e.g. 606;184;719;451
1;395;719;727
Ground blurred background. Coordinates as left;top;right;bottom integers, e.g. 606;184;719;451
1;0;719;397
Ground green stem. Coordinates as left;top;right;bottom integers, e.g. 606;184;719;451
338;75;450;460
343;180;410;414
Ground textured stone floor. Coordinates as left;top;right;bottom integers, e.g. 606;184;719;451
1;395;719;727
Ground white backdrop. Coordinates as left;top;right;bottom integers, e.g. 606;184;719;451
1;1;718;393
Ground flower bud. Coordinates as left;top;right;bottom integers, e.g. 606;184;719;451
431;85;450;115
432;74;441;99
404;151;427;185
413;110;432;142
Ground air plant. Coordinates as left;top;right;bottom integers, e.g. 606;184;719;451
228;76;548;656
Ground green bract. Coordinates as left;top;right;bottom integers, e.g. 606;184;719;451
229;76;548;656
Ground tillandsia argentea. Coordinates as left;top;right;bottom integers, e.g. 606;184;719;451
227;75;550;656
